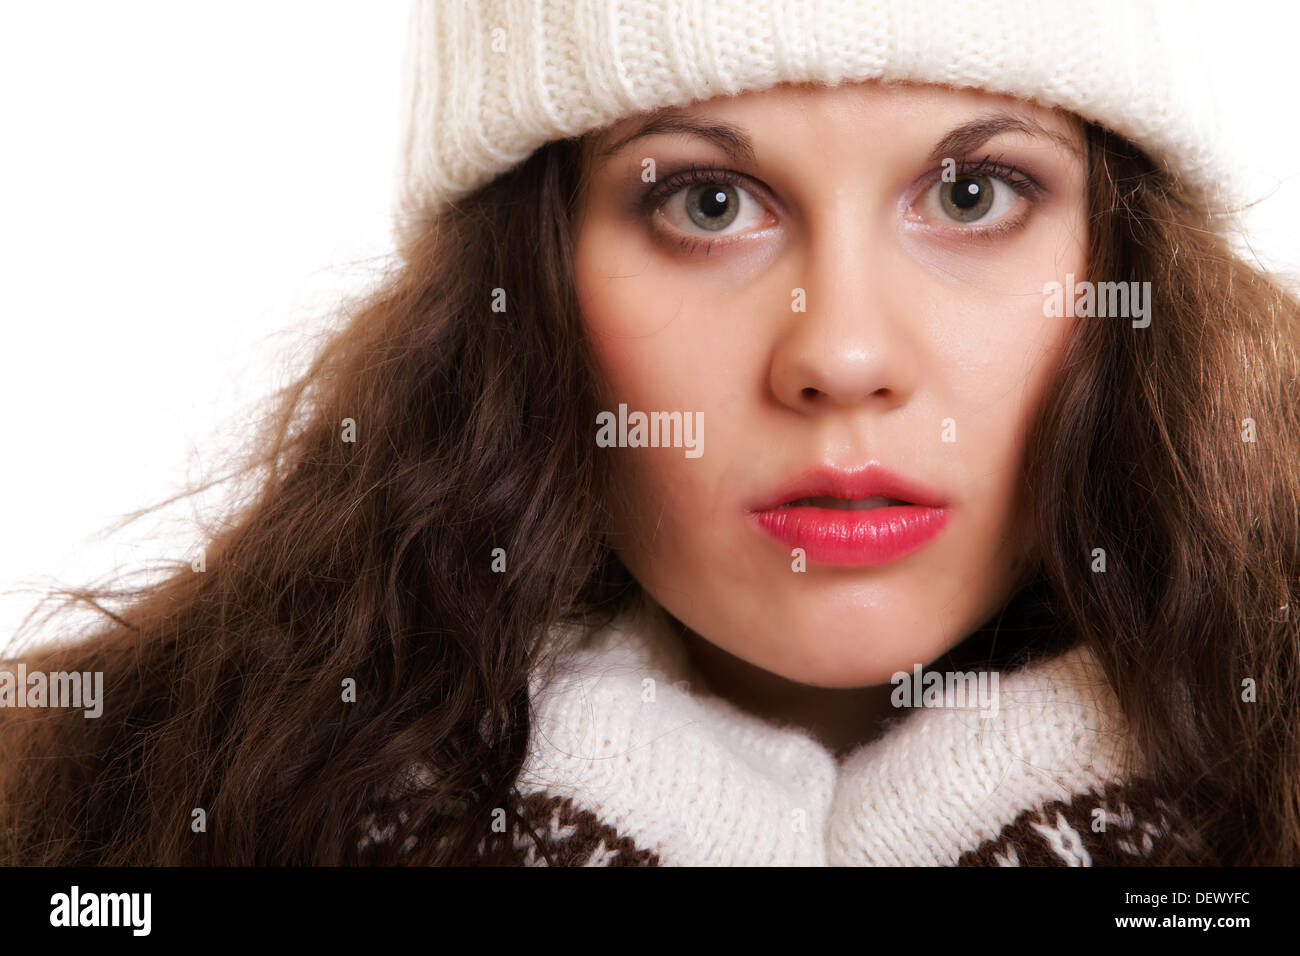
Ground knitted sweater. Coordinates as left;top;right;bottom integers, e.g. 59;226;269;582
499;596;1197;866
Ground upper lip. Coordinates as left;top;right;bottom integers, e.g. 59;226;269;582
750;463;949;512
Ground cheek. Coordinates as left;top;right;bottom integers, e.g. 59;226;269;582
574;231;732;577
575;238;705;433
925;231;1085;588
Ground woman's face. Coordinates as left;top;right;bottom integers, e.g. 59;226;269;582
572;81;1087;688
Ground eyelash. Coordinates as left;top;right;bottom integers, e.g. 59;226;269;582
635;162;771;256
918;153;1043;242
634;155;1044;253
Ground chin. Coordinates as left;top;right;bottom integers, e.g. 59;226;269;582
765;643;954;689
735;608;965;689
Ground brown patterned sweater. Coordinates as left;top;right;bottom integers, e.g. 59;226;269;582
505;777;1195;866
468;599;1199;866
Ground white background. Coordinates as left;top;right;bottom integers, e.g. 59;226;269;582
2;2;1298;651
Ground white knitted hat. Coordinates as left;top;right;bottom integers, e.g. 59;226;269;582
392;0;1236;249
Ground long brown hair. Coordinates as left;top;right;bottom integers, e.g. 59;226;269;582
2;118;1297;865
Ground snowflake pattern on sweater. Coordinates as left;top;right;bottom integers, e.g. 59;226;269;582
498;777;1195;866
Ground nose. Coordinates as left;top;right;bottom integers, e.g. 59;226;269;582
767;211;919;414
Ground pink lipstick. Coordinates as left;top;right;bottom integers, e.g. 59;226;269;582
748;464;950;568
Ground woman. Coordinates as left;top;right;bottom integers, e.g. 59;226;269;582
2;0;1296;866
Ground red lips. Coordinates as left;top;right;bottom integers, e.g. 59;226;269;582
748;463;951;568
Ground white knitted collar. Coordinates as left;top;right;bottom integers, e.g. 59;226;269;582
518;594;1137;866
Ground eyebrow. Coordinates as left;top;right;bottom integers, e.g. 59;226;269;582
926;112;1084;162
590;107;1083;167
592;113;757;165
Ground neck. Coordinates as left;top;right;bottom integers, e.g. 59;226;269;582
668;582;1060;758
674;620;903;758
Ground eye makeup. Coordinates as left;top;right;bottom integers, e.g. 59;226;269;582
625;160;778;255
622;148;1055;257
903;152;1047;243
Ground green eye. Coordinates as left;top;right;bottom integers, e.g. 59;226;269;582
683;182;741;231
940;175;995;222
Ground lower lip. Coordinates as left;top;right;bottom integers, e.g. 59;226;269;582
750;504;950;567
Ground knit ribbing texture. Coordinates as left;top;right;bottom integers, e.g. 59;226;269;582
393;0;1237;249
514;593;1140;866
